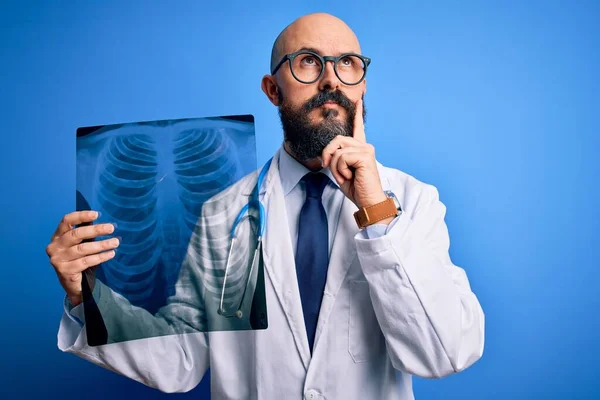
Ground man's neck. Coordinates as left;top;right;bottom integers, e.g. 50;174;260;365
283;142;322;172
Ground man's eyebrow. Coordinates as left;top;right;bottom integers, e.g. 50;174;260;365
293;47;356;56
296;46;322;54
284;46;321;55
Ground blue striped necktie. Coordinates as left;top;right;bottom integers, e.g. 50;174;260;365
295;172;330;354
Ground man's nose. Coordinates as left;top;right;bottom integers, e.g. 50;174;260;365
318;60;341;91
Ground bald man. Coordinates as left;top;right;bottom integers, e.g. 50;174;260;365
50;12;485;400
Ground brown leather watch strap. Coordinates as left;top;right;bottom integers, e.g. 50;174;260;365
353;197;398;229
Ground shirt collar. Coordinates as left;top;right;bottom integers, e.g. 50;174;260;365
278;145;339;196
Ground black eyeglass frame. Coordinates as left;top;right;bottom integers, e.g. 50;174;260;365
271;50;371;86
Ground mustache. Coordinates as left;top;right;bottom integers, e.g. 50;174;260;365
302;90;355;113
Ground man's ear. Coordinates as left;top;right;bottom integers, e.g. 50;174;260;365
261;75;280;106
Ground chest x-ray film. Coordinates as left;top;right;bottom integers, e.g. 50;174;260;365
75;115;268;346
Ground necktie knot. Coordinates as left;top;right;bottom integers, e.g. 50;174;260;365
302;172;329;199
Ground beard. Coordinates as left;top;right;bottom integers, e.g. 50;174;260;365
277;88;367;162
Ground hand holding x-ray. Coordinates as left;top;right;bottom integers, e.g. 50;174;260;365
46;210;119;307
46;115;268;346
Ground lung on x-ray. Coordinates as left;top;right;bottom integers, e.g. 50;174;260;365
75;115;263;344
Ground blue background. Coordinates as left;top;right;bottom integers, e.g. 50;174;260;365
1;1;598;399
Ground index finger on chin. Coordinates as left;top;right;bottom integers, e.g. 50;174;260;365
353;98;366;142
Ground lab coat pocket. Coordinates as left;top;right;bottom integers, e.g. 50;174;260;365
348;280;385;363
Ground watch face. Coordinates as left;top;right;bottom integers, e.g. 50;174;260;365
384;190;402;211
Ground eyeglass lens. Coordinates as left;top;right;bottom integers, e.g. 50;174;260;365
291;53;366;84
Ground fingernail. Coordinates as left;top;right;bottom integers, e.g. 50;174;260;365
106;223;116;234
96;211;102;218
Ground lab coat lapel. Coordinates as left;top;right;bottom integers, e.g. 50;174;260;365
261;150;312;370
312;195;359;352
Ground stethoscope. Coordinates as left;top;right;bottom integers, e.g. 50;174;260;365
217;157;273;319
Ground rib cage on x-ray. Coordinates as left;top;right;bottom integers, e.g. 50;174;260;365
80;119;254;314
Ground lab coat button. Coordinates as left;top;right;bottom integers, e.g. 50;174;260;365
305;389;318;399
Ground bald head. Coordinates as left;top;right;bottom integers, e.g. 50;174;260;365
270;13;361;74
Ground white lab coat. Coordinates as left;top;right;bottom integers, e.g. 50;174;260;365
57;147;485;399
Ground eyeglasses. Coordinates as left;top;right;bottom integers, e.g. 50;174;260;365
271;50;371;86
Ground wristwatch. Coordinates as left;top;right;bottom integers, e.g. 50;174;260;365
353;190;402;229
